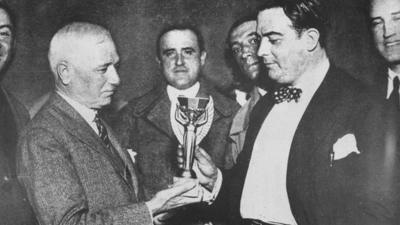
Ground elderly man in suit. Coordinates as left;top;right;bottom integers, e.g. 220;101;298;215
369;0;400;109
17;22;201;225
191;0;400;224
0;1;37;224
114;24;239;224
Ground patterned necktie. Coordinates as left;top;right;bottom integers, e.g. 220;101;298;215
273;86;302;103
94;115;133;187
389;77;400;109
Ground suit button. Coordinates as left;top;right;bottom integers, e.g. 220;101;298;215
3;175;9;182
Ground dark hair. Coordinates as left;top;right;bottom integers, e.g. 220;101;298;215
258;0;328;48
156;24;205;59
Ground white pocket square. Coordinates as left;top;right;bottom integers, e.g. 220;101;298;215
127;149;137;164
333;133;360;160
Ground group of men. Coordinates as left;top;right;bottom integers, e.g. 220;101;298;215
1;0;400;224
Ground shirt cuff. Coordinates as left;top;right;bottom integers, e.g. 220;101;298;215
201;169;223;204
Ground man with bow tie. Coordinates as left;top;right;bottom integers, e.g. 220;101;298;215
17;22;202;225
191;0;400;224
369;0;400;109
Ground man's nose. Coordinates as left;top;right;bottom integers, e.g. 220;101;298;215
241;45;253;59
175;53;184;66
384;20;397;39
107;65;120;86
257;39;271;57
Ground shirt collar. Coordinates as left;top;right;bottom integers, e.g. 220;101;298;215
166;82;200;103
56;91;97;124
388;68;400;81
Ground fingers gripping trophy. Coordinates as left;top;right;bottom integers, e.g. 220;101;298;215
171;96;214;178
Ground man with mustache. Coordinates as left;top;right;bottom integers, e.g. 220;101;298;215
225;16;272;168
0;1;37;224
191;0;400;224
369;0;400;109
114;24;239;224
17;22;201;225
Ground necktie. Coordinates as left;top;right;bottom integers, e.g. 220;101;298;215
389;77;400;109
94;115;133;187
273;86;302;103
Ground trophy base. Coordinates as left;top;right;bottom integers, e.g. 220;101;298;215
179;169;197;179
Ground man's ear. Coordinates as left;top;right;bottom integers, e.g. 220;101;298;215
56;61;71;85
303;28;320;51
200;51;207;66
156;56;161;67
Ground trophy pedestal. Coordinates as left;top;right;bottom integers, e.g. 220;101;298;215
178;169;197;179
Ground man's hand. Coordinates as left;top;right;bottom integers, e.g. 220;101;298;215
145;178;200;216
177;145;218;191
193;147;218;191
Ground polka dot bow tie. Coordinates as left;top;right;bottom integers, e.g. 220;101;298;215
273;86;302;103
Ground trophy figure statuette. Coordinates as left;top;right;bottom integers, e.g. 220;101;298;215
172;96;213;178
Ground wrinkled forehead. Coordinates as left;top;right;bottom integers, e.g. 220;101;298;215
370;0;400;17
159;29;200;50
230;20;257;44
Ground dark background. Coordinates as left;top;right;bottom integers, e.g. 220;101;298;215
2;0;385;109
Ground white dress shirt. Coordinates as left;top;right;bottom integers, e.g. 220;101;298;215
386;68;400;99
240;57;330;225
56;91;99;134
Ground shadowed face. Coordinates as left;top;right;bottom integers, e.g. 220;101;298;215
158;29;206;90
0;8;13;79
68;35;120;109
370;0;400;67
230;20;261;81
257;7;308;85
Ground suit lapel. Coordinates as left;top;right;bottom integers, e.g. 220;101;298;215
145;90;175;138
106;123;139;197
50;94;137;195
289;66;345;169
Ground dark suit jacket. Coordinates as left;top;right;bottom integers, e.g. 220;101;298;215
17;93;152;225
113;82;238;224
216;65;400;225
114;82;239;198
0;86;37;225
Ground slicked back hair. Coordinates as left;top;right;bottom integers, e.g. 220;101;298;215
258;0;328;48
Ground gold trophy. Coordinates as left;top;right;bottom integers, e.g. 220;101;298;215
173;96;213;178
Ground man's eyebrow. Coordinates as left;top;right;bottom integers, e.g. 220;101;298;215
260;31;283;37
247;31;259;37
0;24;12;30
392;11;400;16
182;47;196;51
162;48;175;54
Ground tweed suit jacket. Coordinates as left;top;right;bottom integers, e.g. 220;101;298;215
215;65;400;225
17;93;152;225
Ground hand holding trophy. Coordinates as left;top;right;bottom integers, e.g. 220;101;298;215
171;96;214;178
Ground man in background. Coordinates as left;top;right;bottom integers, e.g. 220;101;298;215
17;22;200;225
225;16;271;168
114;24;239;223
369;0;400;109
0;1;37;224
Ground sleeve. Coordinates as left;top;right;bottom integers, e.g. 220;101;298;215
17;128;153;225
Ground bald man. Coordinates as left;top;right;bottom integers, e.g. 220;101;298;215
17;22;200;225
